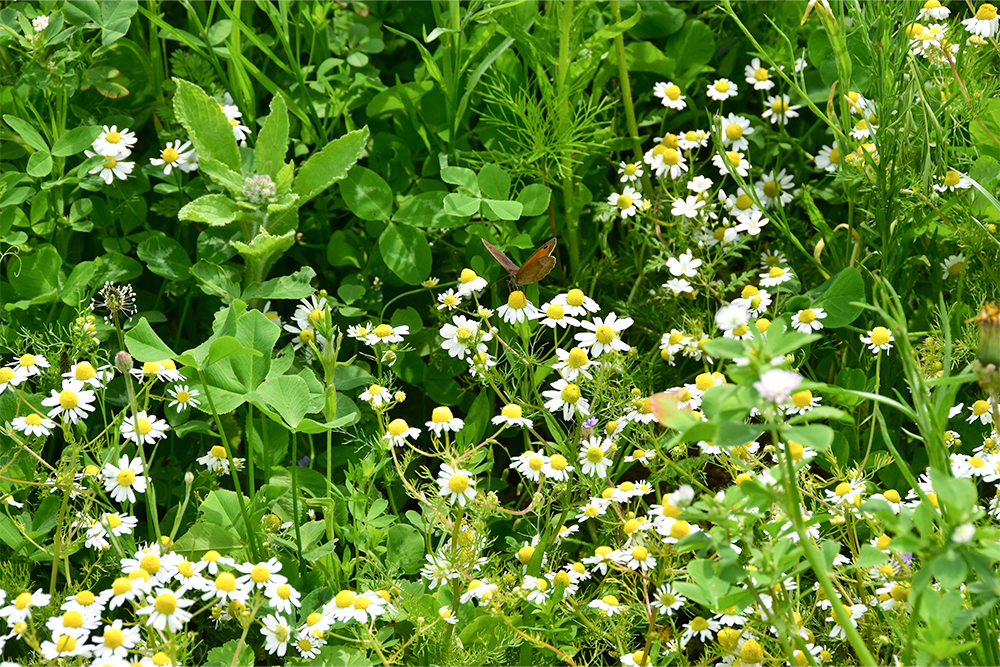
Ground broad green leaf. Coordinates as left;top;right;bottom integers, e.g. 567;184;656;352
440;166;479;192
200;489;253;540
481;198;522;221
178;194;241;226
205;639;254;667
137;234;192;281
393;191;467;228
443;193;480;217
173;78;241;171
4;115;48;151
190;260;239;303
255;375;311;429
702;337;746;360
477;163;510;200
517;183;552;217
254;94;288;180
626;41;675;77
780;424;833;452
173;522;243;555
208;336;261;366
714;421;764;450
60;260;97;306
814;266;865;328
241;266;316;301
232;229;296;286
293;127;369;205
365;81;434;117
125;318;177;362
27;150;52;178
386;525;424;573
100;0;136;44
51;126;102;156
230;310;279;391
198;158;245;196
64;0;101;25
340;165;393;220
379;222;431;285
7;244;61;303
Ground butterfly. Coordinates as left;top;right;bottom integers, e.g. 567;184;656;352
482;237;558;289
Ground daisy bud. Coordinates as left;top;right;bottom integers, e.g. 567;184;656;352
115;351;133;374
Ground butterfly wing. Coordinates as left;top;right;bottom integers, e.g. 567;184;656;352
514;237;558;286
482;239;520;276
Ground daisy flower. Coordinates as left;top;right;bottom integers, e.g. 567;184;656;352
589;594;625;616
785;389;821;416
967;399;997;425
666;250;702;277
498;290;540;324
438;463;477;507
933;170;972;192
437;289;462;310
681;615;722;646
260;614;292;657
167;385;200;412
543;379;591;420
359;384;389;407
670;194;705;219
614;545;656;572
713;150;750;177
511;450;549;482
426;406;465;436
91;619;141;661
535;302;580;328
919;0;951;20
383;418;420;447
62;360;112;387
791;307;827;334
121;411;170;446
815;142;842;172
150;140;196;176
0;365;25;394
720;113;754;151
41;379;96;423
544;453;574;481
652;584;687;615
85;149;135;184
576;498;611;522
92;125;137;156
0;588;52;625
137;588;194;632
962;3;999;38
197;445;245;474
10;352;49;379
744;57;774;90
707;77;738;101
850;117;875;140
229;116;252;143
755;169;795;208
457;268;488;296
552;346;599;382
753;369;803;403
575;312;633;357
578;436;613;477
618;161;644;183
860;327;894;354
759;265;794;287
653;81;686;109
266;582;301;616
364;323;409;346
440;315;492;360
663;278;694;296
438;605;459;624
11;413;56;438
652;147;689;180
761;94;801;125
492;404;533;429
461;579;498;605
40;634;92;661
551;288;600;317
234;558;287;590
715;302;751;335
102;455;147;504
940;253;966;279
621;649;654;666
734;209;768;236
521;576;551;605
608;186;643;218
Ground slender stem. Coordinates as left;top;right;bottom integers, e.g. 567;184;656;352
610;0;653;195
291;432;305;580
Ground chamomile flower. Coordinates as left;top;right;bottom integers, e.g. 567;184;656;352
359;384;389;407
933;170;972;192
234;558;287;591
457;268;489;296
91;619;141;661
0;588;52;625
967;399;997;425
437;289;462;310
962;3;999;38
744;57;774;90
761;94;801;125
197;445;245;474
713;150;750;177
681;615;722;646
759;265;794;287
662;278;694;296
578;436;613;477
521;576;551;605
102;455;147;504
553;347;599;382
720;113;755;151
426;406;465;436
753;369;803;403
576;498;611;522
785;389;822;416
589;594;626;616
940;253;966;279
62;360;112;387
653;81;687;109
150;140;196;175
608;186;643;218
498;290;540;324
552;288;600;316
92;125;137;156
536;301;580;328
9;352;49;379
667;250;702;277
756;169;795;208
670;194;705;219
365;323;409;346
0;366;25;394
791;307;827;334
40;634;92;660
815;142;842;172
438;463;477;507
120;411;170;446
11;413;55;438
860;327;895;355
614;545;656;572
41;379;96;423
621;649;654;666
166;385;200;412
736;209;769;235
707;77;739;101
618;162;644;183
260;614;292;657
85;149;135;184
383;418;420;447
492;404;533;429
460;579;498;605
511;450;549;482
266;582;302;616
919;0;951;20
137;588;194;632
543;379;591;420
544;453;574;481
440;315;492;359
652;584;687;615
575;312;633;356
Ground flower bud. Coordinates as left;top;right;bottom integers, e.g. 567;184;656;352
115;351;133;374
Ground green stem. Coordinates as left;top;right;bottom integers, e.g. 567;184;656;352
291;432;305;581
610;0;653;195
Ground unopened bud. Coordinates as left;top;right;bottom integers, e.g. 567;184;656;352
115;351;133;374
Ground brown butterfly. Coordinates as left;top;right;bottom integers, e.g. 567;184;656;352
482;237;558;289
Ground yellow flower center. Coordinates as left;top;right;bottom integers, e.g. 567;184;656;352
251;565;270;583
59;390;78;410
632;546;649;561
947;260;964;276
605;420;618;434
25;413;42;426
768;266;785;279
567;347;589;368
972;399;990;415
623;518;640;533
726;123;743;140
216;572;236;592
791;390;813;408
106;513;122;529
353;595;370;610
662;148;680;166
829;146;841;164
367;384;383;396
726;150;741;167
884;489;901;503
632;650;648;666
763;180;779;198
735;193;753;211
661;133;679;148
534;578;548;592
508;291;527;309
788;441;805;461
595;324;615;344
162;147;180;163
664;84;681;100
448;474;470;493
732;324;748;337
61;610;83;628
143;361;163;374
162;359;177;371
18;353;36;368
0;367;15;384
584;505;599;517
545;304;565;319
871;327;892;345
276;584;292;600
753;67;769;82
106;131;121;143
977;3;997;21
798;309;816;324
112;578;132;595
432;406;454;423
560;383;582;403
455;326;473;341
616;194;634;210
141;554;160;574
154;592;177;615
501;404;522;419
566;289;585;307
102;156;117;169
388;418;409;437
714;80;730;93
601;594;620;607
117;469;136;487
136;417;152;435
178;560;195;577
552;571;571;586
374;324;392;338
695;373;715;391
586;446;605;463
460;268;478;284
528;455;544;471
905;22;925;38
670;520;691;539
104;627;125;648
771;98;789;114
943;170;962;187
741;638;764;662
855;119;869;132
517;546;535;564
550;454;567;470
624;163;638;175
442;294;457;306
55;635;77;653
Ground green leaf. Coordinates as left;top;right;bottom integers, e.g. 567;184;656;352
478;163;510;199
51;126;102;156
386;525;425;573
230;310;280;391
200;489;253;541
173;78;241;172
255;375;311;429
27;150;52;178
481;198;522;221
814;266;865;328
198;158;245;196
517;184;552;217
7;244;61;303
780;424;833;452
365;81;434;117
173;522;243;555
293;127;369;205
190;260;240;303
392;191;467;228
4;115;48;152
205;639;254;667
137;234;192;281
440;166;479;192
61;260;97;306
208;336;262;366
178;194;241;226
340;165;393;220
254;94;288;180
231;229;296;286
702;337;746;360
64;0;101;25
125;318;177;362
241;266;316;301
379;222;431;285
100;0;136;45
443;193;481;217
714;421;764;449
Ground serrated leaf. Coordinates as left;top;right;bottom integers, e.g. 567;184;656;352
198;157;245;195
293;127;369;205
255;94;288;180
173;78;241;171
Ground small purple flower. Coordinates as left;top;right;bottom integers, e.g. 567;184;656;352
583;416;599;430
